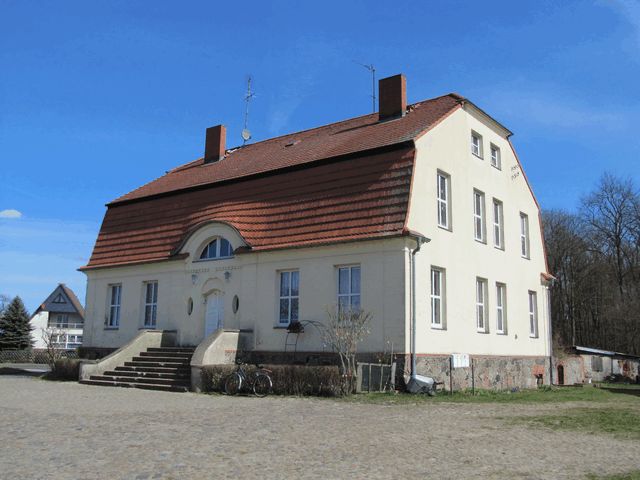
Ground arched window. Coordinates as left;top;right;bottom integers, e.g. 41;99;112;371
199;237;233;260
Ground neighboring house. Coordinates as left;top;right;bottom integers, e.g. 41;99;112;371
80;74;552;389
30;284;85;350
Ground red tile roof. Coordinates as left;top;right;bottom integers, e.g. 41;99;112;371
113;94;462;204
84;94;463;270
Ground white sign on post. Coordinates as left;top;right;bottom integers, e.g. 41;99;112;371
451;353;470;369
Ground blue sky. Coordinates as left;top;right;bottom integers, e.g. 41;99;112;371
1;0;639;312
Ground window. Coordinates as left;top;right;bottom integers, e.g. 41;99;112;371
278;271;299;326
199;237;233;260
338;265;361;312
493;199;504;249
591;356;603;372
496;283;507;334
490;144;501;169
437;172;451;230
55;314;68;328
52;293;66;304
67;335;83;348
473;190;486;243
520;213;530;258
471;131;483;158
107;284;121;328
476;278;488;332
528;291;538;337
143;281;158;328
431;268;445;328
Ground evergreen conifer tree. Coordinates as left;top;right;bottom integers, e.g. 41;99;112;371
0;296;33;350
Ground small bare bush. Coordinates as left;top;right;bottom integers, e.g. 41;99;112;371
322;307;372;395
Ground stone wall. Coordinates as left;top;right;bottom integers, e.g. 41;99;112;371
408;355;550;391
241;350;550;391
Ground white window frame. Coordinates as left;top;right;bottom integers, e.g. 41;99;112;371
430;267;445;329
436;172;451;230
493;199;504;250
107;284;121;328
476;277;488;333
520;213;530;259
337;265;361;312
473;190;486;243
490;143;501;169
496;283;507;334
198;237;234;261
471;131;483;158
143;281;158;328
278;270;299;326
528;290;539;338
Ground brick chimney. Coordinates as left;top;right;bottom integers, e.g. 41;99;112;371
378;74;407;121
204;125;226;164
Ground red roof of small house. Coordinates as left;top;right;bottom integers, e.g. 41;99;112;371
83;94;464;270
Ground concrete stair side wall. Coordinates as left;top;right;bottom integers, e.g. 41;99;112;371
79;330;177;380
190;329;254;392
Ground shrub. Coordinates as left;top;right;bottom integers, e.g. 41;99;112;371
201;364;342;397
201;364;237;392
47;358;82;381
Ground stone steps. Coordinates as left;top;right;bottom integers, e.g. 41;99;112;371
126;359;188;368
139;351;193;360
89;375;190;387
113;365;190;375
79;378;189;393
79;346;195;393
147;347;195;353
105;369;189;379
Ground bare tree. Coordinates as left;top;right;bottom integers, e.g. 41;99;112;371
41;327;65;374
322;307;372;394
581;173;638;297
545;172;640;355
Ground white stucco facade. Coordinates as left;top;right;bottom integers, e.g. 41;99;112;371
83;232;409;354
82;105;550;360
407;105;550;358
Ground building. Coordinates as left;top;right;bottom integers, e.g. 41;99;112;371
80;74;552;390
554;346;640;385
30;284;85;350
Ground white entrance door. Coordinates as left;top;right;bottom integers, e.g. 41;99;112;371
205;292;224;337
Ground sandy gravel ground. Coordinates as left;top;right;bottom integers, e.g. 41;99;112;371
0;376;638;480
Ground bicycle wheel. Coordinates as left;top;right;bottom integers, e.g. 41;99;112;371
252;372;272;397
224;372;242;395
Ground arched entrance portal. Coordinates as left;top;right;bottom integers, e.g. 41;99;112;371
204;291;224;338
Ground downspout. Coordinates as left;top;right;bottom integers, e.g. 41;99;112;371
409;233;430;380
545;280;554;385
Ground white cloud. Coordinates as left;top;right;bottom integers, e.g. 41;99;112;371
0;209;22;219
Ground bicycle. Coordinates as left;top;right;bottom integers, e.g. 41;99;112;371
224;361;273;397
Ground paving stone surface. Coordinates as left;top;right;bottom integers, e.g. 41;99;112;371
0;376;638;479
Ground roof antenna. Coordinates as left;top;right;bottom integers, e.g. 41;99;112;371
242;75;255;145
354;61;376;113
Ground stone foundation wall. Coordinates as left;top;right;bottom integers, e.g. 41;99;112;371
241;350;550;391
407;355;550;391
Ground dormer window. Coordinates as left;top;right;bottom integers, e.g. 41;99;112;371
199;237;233;260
